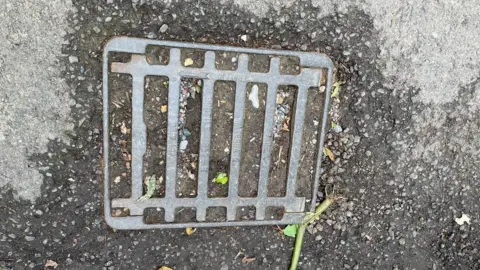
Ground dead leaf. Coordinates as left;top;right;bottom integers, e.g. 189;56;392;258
323;147;335;161
242;256;256;264
184;58;194;66
331;81;345;99
120;121;130;134
158;267;173;270
455;213;471;225
185;227;197;235
276;94;284;104
187;171;195;180
45;260;58;269
161;105;168;113
138;175;156;202
282;116;290;131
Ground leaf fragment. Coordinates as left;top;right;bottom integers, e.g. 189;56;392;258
158;267;173;270
323;147;335;161
331;81;345;98
185;227;197;235
242;256;256;264
161;105;168;113
276;94;284;104
137;175;156;201
184;58;194;66
248;85;260;109
455;213;471;225
283;224;298;238
45;260;58;269
120;121;130;134
214;172;228;184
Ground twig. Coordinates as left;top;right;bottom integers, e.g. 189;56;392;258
289;196;336;270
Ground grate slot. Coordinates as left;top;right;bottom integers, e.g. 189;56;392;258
103;37;334;229
286;84;310;198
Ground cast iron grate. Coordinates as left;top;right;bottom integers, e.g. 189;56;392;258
103;37;333;229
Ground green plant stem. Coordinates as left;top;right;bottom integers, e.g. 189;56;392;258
289;223;306;270
289;197;335;270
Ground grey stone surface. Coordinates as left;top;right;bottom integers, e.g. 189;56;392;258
232;0;480;104
0;0;73;201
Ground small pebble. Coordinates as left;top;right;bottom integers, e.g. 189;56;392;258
160;24;169;33
25;235;35;241
179;140;188;151
68;56;78;63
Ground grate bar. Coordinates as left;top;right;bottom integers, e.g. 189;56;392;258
107;212;306;230
113;55;320;88
130;75;146;201
227;78;248;220
255;58;281;220
112;196;305;213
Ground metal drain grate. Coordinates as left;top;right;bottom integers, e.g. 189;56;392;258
103;37;334;229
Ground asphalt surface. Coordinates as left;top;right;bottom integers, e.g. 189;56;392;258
1;0;480;269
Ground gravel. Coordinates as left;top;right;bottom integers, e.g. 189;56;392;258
68;56;79;63
160;24;168;33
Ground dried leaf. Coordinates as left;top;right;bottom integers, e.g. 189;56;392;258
185;227;197;235
323;147;335;161
331;121;343;133
158;267;173;270
242;256;256;264
138;175;156;201
161;105;168;113
214;172;228;184
45;260;58;269
282;116;290;131
120;121;130;134
194;84;202;93
276;94;284;104
331;81;345;99
283;224;298;238
455;213;471;225
184;58;194;66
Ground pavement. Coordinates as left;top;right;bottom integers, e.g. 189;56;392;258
1;0;479;269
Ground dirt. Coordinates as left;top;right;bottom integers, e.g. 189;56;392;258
238;82;267;197
143;76;169;198
107;71;132;199
208;80;235;197
176;78;202;198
